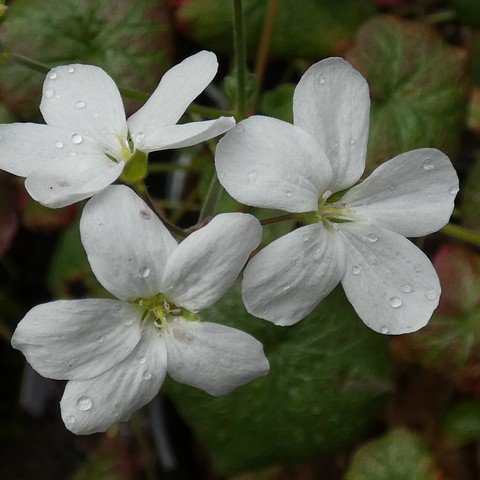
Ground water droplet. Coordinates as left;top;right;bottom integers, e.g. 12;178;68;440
247;170;257;181
423;158;434;170
76;396;92;411
302;234;309;242
235;124;244;134
97;222;105;230
389;185;395;191
449;186;459;195
367;233;378;243
284;285;290;291
414;264;422;273
113;410;119;417
97;335;104;343
71;133;83;144
113;304;121;312
286;190;292;198
314;248;322;259
380;326;389;334
139;356;146;365
48;71;58;80
425;289;438;301
401;284;413;293
45;89;55;99
389;297;402;308
352;266;361;275
75;100;86;109
139;209;151;220
350;139;355;145
142;370;152;380
55;140;64;149
138;266;150;278
319;75;326;84
134;132;144;143
67;65;75;73
65;415;75;424
122;318;133;327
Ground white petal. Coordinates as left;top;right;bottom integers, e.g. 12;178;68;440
293;57;370;191
80;185;178;301
0;123;104;177
11;299;142;380
132;117;235;153
341;148;459;237
161;213;262;312
165;318;269;396
128;51;218;140
242;223;346;326
40;64;128;159
340;221;441;335
25;154;124;208
215;116;333;213
60;325;167;434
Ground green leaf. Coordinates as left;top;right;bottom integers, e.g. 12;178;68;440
345;429;442;480
47;218;109;299
177;0;374;60
461;156;480;232
260;83;295;123
165;286;392;476
1;0;172;119
442;400;480;447
347;16;470;170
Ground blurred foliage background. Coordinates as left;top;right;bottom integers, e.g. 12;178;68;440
1;0;480;479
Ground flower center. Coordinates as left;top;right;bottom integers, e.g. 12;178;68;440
136;293;198;330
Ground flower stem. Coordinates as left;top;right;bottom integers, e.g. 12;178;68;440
9;52;231;118
130;413;157;480
260;213;298;225
441;223;480;247
254;0;279;88
198;172;224;222
148;163;201;174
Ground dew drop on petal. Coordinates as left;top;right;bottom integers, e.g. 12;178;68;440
389;297;402;308
350;139;355;145
97;222;105;230
122;318;133;327
352;265;361;275
97;335;104;343
318;75;326;84
65;415;75;424
247;170;257;181
76;396;92;411
142;370;152;380
55;140;64;149
423;158;434;170
71;133;83;144
67;65;75;73
284;285;290;291
75;101;86;109
139;356;146;365
425;289;438;301
389;185;395;191
302;234;309;242
414;264;422;273
134;132;144;144
48;71;58;80
139;209;151;220
285;190;292;198
401;284;413;293
367;233;378;243
380;326;389;334
113;304;121;312
138;266;150;278
45;89;55;99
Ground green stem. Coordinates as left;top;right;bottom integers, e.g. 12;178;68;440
260;213;298;226
148;163;201;174
130;413;157;480
198;172;224;222
441;223;480;247
10;53;230;118
233;0;247;121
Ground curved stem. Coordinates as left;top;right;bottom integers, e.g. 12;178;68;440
441;223;480;247
233;0;247;121
260;213;298;225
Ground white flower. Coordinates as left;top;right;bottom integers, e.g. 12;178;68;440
11;185;268;434
215;57;459;335
0;51;235;208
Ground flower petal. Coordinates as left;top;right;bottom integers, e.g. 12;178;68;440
40;64;128;159
132;117;235;152
80;185;178;300
0;123;104;177
128;51;218;141
340;221;441;335
293;57;370;191
341;148;459;237
215;116;333;213
11;299;142;381
242;223;346;326
60;325;167;434
25;154;124;208
165;318;269;396
161;213;262;312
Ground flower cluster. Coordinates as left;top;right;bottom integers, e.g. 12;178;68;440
3;52;458;434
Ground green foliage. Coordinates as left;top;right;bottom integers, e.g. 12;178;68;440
448;0;480;28
121;151;148;184
165;286;392;476
0;0;172;119
347;16;470;170
260;83;295;123
442;400;480;447
461;156;480;231
178;0;374;60
345;429;441;480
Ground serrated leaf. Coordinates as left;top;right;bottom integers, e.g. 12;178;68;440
176;0;374;60
347;16;470;170
345;429;442;480
1;0;172;119
442;400;480;447
165;286;392;476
